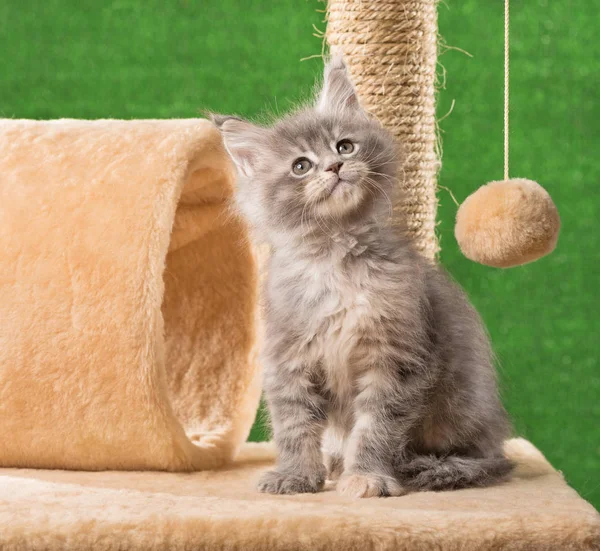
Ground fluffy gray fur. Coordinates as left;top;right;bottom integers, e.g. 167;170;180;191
212;57;513;498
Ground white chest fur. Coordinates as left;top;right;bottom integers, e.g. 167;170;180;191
294;256;379;399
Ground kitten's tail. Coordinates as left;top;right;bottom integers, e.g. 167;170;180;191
395;454;514;491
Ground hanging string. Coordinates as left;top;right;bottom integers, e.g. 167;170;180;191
504;0;510;180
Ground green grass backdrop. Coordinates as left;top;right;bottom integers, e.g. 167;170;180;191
1;0;597;508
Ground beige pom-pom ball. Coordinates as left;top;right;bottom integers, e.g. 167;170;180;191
455;179;560;268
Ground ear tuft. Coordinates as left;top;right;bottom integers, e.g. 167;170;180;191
326;54;347;73
207;112;242;129
317;55;362;114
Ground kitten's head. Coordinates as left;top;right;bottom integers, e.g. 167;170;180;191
212;57;400;244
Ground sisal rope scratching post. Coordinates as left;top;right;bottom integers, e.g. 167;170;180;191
326;0;440;259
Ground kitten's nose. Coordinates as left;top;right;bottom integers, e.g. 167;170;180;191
326;162;343;174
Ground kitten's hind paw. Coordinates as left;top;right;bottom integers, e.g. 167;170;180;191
337;473;407;498
258;468;326;495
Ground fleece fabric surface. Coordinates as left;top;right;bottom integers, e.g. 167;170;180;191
0;119;261;471
0;440;598;551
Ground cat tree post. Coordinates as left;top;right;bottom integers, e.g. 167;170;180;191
326;0;440;259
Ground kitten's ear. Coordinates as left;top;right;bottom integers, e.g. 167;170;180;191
209;114;267;177
317;56;363;114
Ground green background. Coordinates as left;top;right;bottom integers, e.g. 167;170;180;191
1;1;597;508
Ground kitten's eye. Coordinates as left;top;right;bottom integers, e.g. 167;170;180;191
292;157;313;176
336;140;355;155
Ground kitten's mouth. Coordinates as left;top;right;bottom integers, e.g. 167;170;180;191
315;179;344;203
315;174;363;211
329;179;343;194
327;177;353;198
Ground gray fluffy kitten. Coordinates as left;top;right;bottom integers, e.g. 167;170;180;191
213;58;513;498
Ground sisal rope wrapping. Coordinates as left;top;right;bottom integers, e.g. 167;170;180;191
326;0;440;259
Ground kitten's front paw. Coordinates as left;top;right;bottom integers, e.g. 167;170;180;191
258;467;326;495
337;472;407;498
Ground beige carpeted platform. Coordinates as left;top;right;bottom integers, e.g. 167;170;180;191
1;440;598;551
